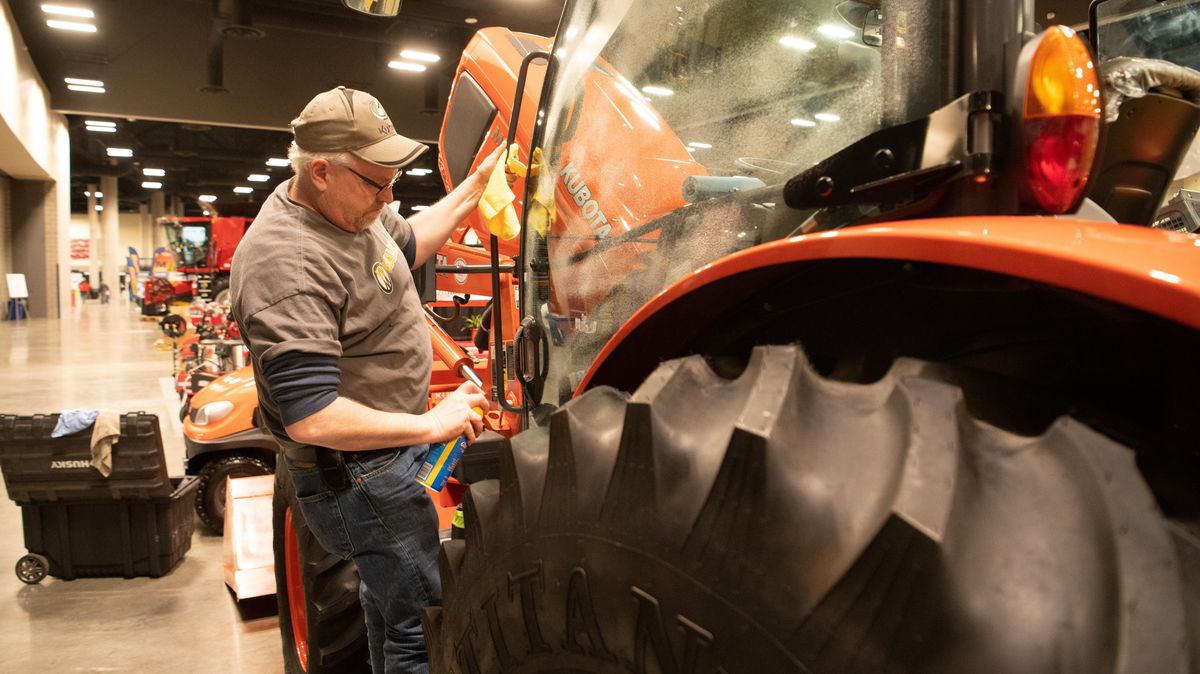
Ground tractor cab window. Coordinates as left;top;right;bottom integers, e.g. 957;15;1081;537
520;0;909;409
165;222;211;267
1095;0;1200;69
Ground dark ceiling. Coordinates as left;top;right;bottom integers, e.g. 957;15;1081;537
11;0;1089;217
9;0;564;215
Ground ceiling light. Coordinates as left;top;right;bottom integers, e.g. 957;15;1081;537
199;194;217;203
405;168;432;176
641;85;674;96
84;119;114;127
233;186;253;194
106;147;132;157
143;168;165;177
141;181;162;189
790;118;817;127
464;17;478;24
388;61;427;72
84;191;90;196
65;77;103;86
47;19;96;32
95;205;103;211
687;141;712;149
399;49;440;63
41;4;94;18
817;24;855;40
265;157;289;167
85;125;115;133
68;84;105;93
247;173;269;182
94;191;102;198
779;35;816;51
411;205;429;211
814;112;841;122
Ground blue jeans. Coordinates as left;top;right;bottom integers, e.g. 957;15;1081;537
286;445;442;674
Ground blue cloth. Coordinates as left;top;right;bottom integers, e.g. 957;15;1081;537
285;444;439;674
52;409;99;437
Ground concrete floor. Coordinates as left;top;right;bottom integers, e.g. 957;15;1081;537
0;301;283;673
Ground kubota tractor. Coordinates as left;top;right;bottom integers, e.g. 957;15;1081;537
280;0;1200;671
418;1;1200;673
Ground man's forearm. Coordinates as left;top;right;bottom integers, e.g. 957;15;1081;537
285;396;436;451
409;171;487;266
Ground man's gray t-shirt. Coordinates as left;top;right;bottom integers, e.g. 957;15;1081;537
230;180;431;460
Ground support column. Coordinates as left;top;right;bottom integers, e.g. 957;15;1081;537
100;175;118;301
150;190;166;253
86;183;100;291
138;203;150;263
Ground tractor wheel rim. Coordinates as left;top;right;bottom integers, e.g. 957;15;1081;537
284;507;309;671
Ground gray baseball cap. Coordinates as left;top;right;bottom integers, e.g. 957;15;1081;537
290;86;428;168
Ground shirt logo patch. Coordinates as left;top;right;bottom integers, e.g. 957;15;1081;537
373;262;394;294
370;225;401;295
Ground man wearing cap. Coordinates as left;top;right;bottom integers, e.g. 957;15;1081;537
230;86;497;673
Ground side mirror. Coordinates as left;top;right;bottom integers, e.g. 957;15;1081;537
341;0;401;18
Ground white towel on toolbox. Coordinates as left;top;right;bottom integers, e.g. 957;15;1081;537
89;412;121;477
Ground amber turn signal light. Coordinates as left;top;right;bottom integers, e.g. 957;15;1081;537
1018;26;1102;215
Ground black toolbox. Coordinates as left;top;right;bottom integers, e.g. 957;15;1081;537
0;412;173;503
0;412;196;583
18;476;199;580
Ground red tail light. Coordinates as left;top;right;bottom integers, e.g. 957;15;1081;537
1018;26;1102;214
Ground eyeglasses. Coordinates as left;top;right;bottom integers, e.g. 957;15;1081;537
336;163;400;198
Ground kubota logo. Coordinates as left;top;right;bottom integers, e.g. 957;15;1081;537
560;163;612;237
50;460;91;469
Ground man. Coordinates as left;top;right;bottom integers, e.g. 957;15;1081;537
231;86;497;673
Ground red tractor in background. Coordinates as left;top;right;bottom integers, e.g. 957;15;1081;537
161;215;252;308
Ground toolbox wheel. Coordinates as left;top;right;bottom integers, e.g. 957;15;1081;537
15;554;48;584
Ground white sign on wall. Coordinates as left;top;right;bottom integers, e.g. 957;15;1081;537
6;274;28;299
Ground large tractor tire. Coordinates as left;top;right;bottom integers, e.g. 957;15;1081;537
274;468;371;674
210;275;232;311
195;453;272;533
426;344;1196;673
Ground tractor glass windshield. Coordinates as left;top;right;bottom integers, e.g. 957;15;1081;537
164;222;210;267
1095;0;1200;69
520;0;925;409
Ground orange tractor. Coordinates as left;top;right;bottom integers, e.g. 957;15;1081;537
236;0;1200;670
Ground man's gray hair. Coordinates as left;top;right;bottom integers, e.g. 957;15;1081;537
288;141;352;178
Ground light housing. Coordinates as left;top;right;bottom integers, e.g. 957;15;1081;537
1016;25;1102;214
193;401;234;426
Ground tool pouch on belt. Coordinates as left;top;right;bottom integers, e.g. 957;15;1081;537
315;446;350;491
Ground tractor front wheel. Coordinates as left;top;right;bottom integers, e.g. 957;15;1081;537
195;453;272;533
427;344;1195;673
273;468;370;673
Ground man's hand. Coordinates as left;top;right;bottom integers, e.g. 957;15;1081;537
472;145;505;186
424;381;487;444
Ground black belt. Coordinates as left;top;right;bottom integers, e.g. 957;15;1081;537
315;446;402;491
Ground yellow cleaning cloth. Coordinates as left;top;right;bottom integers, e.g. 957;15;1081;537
527;147;556;238
478;144;523;240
